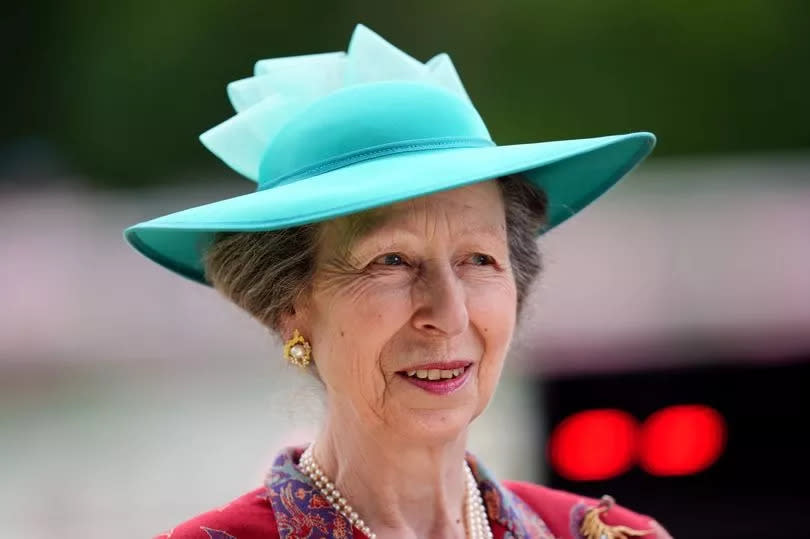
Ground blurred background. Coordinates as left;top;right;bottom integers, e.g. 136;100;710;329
2;2;809;537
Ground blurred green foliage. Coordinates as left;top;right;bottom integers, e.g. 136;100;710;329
3;0;809;187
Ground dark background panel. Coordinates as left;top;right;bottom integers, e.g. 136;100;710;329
539;358;810;539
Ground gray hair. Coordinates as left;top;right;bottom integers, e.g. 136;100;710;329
203;174;548;333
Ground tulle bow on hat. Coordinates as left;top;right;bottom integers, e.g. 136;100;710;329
201;24;475;183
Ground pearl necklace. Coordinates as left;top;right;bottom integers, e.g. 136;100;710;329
299;445;494;539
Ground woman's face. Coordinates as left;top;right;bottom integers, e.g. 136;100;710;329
292;180;517;443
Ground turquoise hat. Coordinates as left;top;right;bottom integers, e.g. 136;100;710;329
124;24;655;285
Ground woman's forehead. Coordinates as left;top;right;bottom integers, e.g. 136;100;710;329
324;182;506;248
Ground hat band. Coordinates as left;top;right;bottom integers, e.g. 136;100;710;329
257;136;494;191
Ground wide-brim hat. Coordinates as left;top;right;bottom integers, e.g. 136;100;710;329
124;24;656;285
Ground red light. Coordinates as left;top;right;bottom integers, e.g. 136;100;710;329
548;409;639;481
639;404;726;476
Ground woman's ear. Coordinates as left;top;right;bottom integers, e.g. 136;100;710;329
277;298;312;343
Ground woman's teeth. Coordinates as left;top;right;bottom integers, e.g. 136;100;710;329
405;367;465;380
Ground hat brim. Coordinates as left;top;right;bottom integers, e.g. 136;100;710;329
125;131;655;285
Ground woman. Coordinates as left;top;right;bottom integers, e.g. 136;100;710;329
126;25;671;539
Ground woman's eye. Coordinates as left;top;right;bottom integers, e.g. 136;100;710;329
370;252;493;267
374;253;405;266
470;253;495;266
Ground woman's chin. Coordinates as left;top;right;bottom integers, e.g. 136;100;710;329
387;396;480;443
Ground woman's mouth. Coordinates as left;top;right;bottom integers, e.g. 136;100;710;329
396;362;472;395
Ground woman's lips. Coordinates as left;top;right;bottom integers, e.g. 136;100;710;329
397;364;472;395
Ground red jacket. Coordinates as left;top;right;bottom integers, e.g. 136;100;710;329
156;447;671;538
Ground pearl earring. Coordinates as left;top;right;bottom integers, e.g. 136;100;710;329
283;329;312;367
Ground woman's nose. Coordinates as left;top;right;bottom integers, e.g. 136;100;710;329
411;264;469;337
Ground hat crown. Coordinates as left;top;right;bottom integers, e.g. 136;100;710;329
198;24;480;184
257;82;493;189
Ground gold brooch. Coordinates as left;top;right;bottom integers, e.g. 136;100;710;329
580;495;652;539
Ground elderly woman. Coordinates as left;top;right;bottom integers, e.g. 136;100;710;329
126;25;671;539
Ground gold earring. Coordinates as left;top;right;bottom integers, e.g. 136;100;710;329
283;329;312;367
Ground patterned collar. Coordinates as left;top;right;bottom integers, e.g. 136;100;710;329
264;446;554;539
